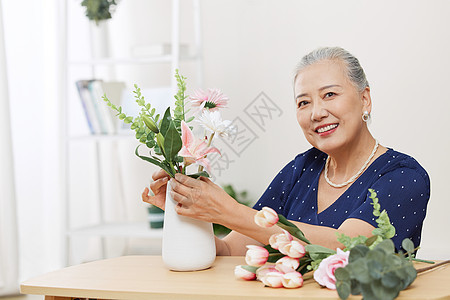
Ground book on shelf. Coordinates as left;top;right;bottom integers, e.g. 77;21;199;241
75;79;126;134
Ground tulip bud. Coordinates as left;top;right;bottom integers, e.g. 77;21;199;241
275;256;300;274
143;115;159;133
279;240;306;259
269;229;293;250
256;264;278;281
281;271;303;288
234;265;256;281
254;207;279;228
245;245;269;267
259;271;284;288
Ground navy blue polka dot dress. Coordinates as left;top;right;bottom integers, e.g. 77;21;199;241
253;148;430;251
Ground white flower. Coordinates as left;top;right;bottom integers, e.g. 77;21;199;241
196;110;235;137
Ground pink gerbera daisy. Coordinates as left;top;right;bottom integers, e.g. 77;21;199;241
189;88;229;112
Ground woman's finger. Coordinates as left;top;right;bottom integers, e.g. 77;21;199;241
174;173;202;188
150;176;169;194
152;168;170;181
142;187;166;210
142;187;151;203
170;178;195;199
170;189;191;207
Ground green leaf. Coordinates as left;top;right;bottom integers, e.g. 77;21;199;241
263;244;279;254
402;238;415;254
335;267;350;281
374;239;395;255
336;281;351;300
187;171;210;179
277;214;311;244
305;244;336;261
367;259;383;280
349;259;370;284
365;235;379;247
160;107;172;136
381;271;400;288
241;265;258;274
134;145;174;177
349;244;369;263
163;121;182;161
267;252;285;263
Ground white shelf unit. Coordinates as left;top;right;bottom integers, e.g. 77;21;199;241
62;0;203;265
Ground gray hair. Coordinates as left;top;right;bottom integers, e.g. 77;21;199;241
294;47;369;93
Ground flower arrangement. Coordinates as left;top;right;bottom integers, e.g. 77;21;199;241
235;189;435;299
101;70;234;178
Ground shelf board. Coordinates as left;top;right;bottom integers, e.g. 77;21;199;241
69;55;199;66
67;222;163;238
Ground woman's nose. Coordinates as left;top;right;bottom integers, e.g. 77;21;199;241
310;101;328;121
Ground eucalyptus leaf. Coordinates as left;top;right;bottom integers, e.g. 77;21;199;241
349;259;371;284
381;271;400;288
402;238;415;254
349;244;369;263
374;239;395;255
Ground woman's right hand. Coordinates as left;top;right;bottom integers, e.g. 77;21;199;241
142;169;170;210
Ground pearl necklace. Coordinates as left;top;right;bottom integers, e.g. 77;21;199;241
324;140;379;188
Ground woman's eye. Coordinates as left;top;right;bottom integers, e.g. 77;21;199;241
297;100;309;108
324;92;336;98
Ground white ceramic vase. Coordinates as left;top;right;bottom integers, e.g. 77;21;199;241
162;180;216;271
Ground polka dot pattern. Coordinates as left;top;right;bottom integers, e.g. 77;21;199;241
252;147;430;251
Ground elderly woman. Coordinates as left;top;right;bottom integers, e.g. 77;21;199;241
142;47;430;255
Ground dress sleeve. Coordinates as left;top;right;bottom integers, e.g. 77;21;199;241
347;165;430;250
252;154;307;215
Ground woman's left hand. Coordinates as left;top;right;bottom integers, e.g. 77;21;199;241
169;173;237;225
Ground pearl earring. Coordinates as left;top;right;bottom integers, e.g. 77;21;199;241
362;111;370;122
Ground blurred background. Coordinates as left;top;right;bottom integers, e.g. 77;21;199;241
1;0;449;296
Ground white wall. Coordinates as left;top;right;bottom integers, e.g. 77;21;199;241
194;0;450;259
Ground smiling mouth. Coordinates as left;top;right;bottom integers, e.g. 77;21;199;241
316;124;338;133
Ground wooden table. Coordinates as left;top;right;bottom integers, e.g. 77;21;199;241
20;256;450;300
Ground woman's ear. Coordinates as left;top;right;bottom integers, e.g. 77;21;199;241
361;87;372;114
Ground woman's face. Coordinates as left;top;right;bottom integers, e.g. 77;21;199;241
294;59;371;154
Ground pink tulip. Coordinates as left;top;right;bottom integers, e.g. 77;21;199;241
314;248;349;290
245;245;269;267
269;229;293;250
256;264;278;280
259;271;284;288
178;121;220;173
282;271;304;288
234;265;256;281
275;256;300;274
279;240;306;258
254;207;279;228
